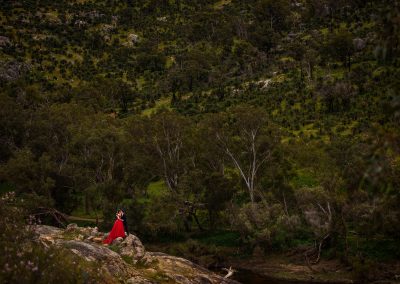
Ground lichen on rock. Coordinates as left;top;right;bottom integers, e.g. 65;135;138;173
33;224;239;284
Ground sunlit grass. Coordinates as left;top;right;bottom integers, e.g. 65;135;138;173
213;0;232;9
142;97;171;117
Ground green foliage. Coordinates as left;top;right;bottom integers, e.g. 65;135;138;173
0;0;399;276
230;202;304;251
108;244;121;254
0;192;110;284
121;255;134;265
192;230;241;247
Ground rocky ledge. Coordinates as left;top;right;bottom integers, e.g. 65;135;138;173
34;224;239;284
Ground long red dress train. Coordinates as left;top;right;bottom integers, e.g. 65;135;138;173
103;218;125;245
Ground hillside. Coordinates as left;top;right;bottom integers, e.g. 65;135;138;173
1;1;398;137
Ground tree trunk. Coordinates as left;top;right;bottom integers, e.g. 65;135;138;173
249;187;255;203
85;192;90;215
192;211;204;231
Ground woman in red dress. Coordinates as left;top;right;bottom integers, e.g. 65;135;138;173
103;211;126;245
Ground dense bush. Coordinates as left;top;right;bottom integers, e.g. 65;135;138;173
0;192;110;284
0;0;399;276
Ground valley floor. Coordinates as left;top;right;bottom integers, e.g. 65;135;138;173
148;242;400;284
226;255;400;284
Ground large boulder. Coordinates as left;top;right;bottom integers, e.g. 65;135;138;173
112;237;124;245
144;252;237;284
33;225;239;284
120;234;145;261
66;223;78;230
353;38;366;51
63;240;121;261
61;240;130;277
34;225;63;247
0;61;31;82
34;225;63;236
65;223;101;239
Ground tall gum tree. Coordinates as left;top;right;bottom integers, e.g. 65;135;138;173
211;105;279;204
126;111;192;194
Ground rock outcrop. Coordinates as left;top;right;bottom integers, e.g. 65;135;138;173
0;61;31;82
0;36;11;47
33;224;239;284
120;234;146;261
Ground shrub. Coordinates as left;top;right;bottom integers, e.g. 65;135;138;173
0;192;110;284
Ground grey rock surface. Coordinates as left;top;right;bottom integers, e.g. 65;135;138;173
0;61;31;82
33;224;239;284
120;234;146;260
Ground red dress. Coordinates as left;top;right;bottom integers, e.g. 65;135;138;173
103;218;126;244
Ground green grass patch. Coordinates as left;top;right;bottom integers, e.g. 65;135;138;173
138;180;168;204
62;230;82;240
70;207;103;219
191;230;241;247
147;270;171;283
0;182;14;195
320;28;329;36
121;254;134;265
291;169;319;188
213;0;232;9
148;180;168;197
348;237;400;261
71;219;98;227
108;244;121;254
142;97;171;116
134;258;154;269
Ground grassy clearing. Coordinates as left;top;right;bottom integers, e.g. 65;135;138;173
192;230;241;247
291;169;319;188
147;180;168;197
70;207;103;219
138;180;168;204
213;0;232;9
142;97;171;116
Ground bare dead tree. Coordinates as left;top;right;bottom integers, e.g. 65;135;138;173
304;232;331;271
222;266;237;278
31;207;69;228
296;187;336;269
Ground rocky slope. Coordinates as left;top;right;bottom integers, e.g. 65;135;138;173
34;224;239;284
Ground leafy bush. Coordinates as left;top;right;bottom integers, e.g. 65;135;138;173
230;202;302;251
0;192;110;284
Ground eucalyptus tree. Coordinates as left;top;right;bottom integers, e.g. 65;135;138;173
254;0;291;32
126;110;193;194
125;111;209;233
68;113;125;214
326;29;355;71
206;105;280;204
